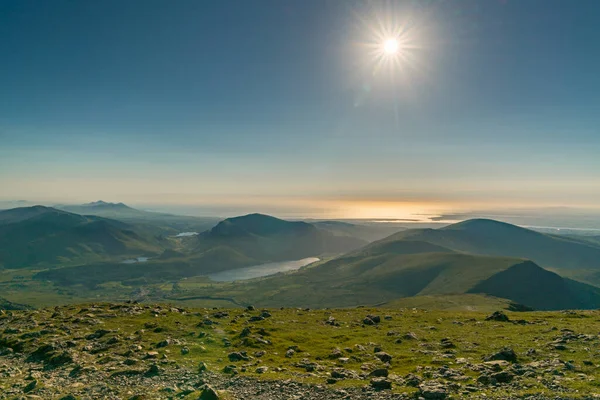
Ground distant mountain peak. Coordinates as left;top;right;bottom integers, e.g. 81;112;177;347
83;201;131;209
442;218;526;231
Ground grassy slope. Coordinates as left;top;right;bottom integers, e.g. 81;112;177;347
380;294;517;312
388;219;600;272
2;304;600;399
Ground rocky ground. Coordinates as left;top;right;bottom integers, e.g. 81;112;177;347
1;304;600;399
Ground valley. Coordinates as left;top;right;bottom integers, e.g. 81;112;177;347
3;203;600;312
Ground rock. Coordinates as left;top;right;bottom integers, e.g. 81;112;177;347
256;366;269;374
260;311;272;318
156;339;171;348
145;364;161;376
59;396;77;400
198;384;220;400
23;379;37;393
248;316;264;322
285;349;295;358
181;347;190;355
485;347;518;363
369;368;389;377
363;314;381;325
486;311;510;322
375;351;392;363
328;348;343;359
212;311;229;319
405;373;422;387
492;370;514;383
484;360;509;370
223;365;237;374
370;377;392;390
85;329;111;340
419;381;447;399
440;338;455;349
477;374;494;385
198;362;208;372
240;327;252;337
228;351;249;362
404;332;418;340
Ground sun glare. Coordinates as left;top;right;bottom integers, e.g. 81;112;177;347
383;38;399;55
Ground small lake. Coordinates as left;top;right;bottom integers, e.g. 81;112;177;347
121;257;150;264
176;232;199;237
208;257;320;282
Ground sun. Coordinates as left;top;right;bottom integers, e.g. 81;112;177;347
383;38;399;55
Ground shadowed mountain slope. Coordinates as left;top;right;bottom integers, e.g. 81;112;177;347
0;206;164;269
383;219;600;271
203;228;600;310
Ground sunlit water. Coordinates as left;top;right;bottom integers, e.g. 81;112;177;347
176;232;199;237
121;257;150;264
208;257;319;282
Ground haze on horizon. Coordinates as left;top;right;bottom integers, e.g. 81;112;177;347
1;0;599;219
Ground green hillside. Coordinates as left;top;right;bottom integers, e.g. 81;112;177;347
177;230;600;310
386;219;600;271
0;206;165;269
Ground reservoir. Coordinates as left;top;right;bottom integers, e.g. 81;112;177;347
208;257;319;282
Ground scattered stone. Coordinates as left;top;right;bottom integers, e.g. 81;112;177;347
228;351;249;362
486;311;510;322
370;377;392;390
375;351;392;363
419;381;447;399
369;368;389;377
198;384;220;400
491;370;514;383
485;347;518;363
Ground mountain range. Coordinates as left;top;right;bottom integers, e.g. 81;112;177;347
211;232;600;310
56;201;222;235
0;206;164;269
3;204;600;311
35;213;366;287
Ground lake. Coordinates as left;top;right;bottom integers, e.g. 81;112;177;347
176;232;199;237
208;257;319;282
121;257;150;264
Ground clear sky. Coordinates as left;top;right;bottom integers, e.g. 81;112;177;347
1;0;599;218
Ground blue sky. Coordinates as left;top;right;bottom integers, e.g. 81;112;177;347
1;0;599;218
